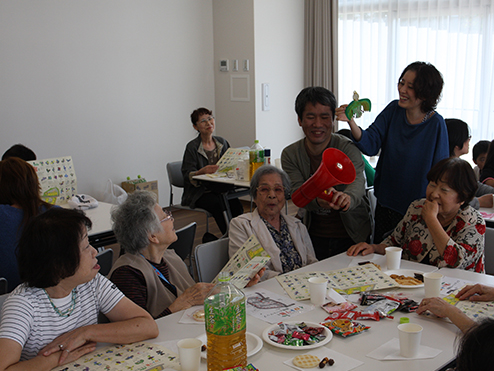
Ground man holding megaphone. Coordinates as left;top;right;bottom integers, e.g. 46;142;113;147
281;87;371;260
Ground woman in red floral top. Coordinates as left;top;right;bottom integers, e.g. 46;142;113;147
348;157;485;272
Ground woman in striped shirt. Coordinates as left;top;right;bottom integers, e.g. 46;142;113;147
0;208;158;371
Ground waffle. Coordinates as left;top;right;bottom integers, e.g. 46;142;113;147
292;354;320;368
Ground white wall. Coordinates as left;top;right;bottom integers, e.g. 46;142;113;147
254;0;305;160
0;1;215;205
212;0;256;148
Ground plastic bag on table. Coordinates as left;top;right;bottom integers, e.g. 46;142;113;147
102;179;128;205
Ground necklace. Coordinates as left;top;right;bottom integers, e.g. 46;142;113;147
43;288;77;317
421;110;434;123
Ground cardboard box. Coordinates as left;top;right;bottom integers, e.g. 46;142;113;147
121;179;159;202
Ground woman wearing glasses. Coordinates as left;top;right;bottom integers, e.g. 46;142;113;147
229;166;318;281
109;191;214;319
181;107;244;237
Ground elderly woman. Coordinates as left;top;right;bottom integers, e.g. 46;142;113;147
110;191;214;319
181;107;244;236
229;165;318;281
0;208;157;370
348;157;485;272
0;157;54;292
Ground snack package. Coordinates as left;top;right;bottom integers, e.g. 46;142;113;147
324;310;380;322
321;319;370;337
361;299;400;318
224;364;258;371
321;301;357;314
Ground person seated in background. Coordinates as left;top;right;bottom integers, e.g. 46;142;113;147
480;139;494;187
1;143;36;161
0;157;54;292
472;140;489;180
110;191;214;319
336;129;375;187
445;118;493;209
0;208;158;370
281;87;371;260
181;107;244;237
348;157;485;272
229;165;318;281
417;284;494;334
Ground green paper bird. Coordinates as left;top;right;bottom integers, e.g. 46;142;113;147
345;91;371;120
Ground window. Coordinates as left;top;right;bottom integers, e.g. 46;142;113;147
338;0;494;151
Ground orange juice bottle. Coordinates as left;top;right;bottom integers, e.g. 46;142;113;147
249;140;264;180
204;272;247;371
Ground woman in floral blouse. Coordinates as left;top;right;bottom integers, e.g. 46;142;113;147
348;157;485;273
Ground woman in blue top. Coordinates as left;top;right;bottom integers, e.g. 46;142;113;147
0;157;54;292
336;62;449;243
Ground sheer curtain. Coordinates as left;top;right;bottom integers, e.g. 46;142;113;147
337;0;494;150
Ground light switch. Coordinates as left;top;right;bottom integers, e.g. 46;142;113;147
232;59;238;71
243;59;249;71
262;83;270;111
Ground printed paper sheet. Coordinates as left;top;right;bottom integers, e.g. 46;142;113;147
214;234;270;289
29;156;77;205
246;289;314;323
51;342;180;371
276;265;398;301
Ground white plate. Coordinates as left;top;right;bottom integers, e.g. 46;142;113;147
262;321;332;350
384;269;425;288
196;332;263;359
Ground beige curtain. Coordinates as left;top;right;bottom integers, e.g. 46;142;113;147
304;0;339;129
304;0;338;93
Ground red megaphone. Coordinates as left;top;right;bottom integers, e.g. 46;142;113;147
291;148;356;208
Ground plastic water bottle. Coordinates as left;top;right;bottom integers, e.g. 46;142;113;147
204;272;247;371
249;140;264;180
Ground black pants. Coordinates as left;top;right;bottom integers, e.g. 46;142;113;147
309;235;355;260
195;193;243;235
374;203;404;244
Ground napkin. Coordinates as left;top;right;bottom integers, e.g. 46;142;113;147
348;253;386;268
284;347;363;371
179;305;206;324
366;338;442;360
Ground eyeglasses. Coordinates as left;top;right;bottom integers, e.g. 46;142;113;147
198;116;214;124
257;185;285;196
160;209;174;223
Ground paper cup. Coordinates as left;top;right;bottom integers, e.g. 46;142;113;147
385;246;402;270
398;323;423;358
424;272;443;298
308;277;328;306
177;338;202;371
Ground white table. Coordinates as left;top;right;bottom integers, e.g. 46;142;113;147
63;201;116;249
479;206;494;227
152;253;494;371
192;174;251;223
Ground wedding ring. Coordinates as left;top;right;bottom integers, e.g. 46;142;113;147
59;344;64;351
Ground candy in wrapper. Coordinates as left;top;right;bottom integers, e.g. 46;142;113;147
224;364;259;371
361;299;400;318
267;322;327;347
321;319;370;337
322;301;357;314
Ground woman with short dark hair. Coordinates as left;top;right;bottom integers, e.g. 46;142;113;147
348;157;485;272
0;208;158;370
336;61;449;244
181;107;243;236
0;157;54;292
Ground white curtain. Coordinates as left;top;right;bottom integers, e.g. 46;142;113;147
337;0;494;148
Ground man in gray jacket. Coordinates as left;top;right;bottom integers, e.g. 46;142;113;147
281;87;371;260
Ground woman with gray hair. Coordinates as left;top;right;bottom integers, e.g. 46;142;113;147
109;191;213;319
229;165;318;281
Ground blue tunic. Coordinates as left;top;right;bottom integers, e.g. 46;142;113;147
353;100;449;215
